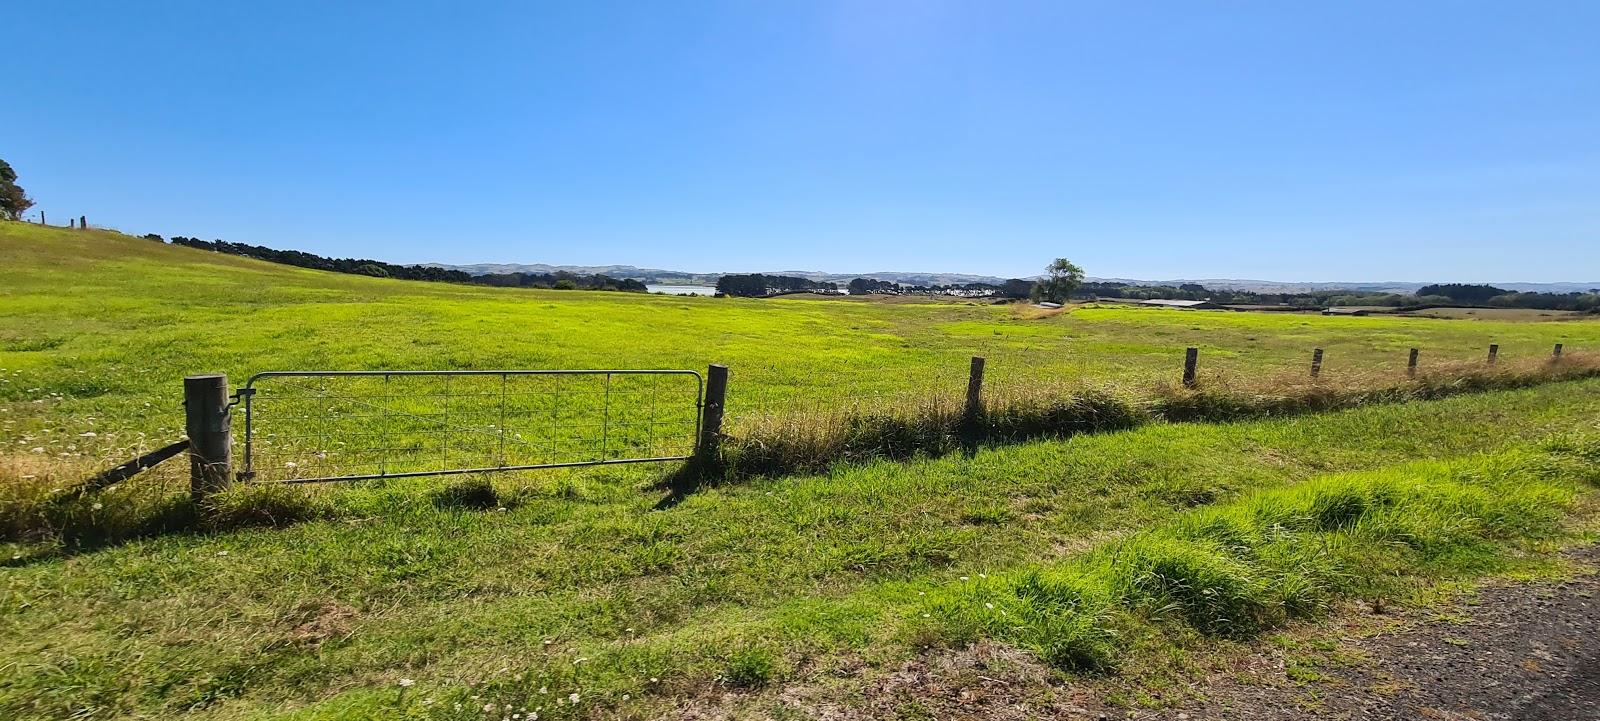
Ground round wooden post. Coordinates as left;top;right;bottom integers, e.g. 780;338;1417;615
964;356;986;420
698;364;729;453
184;374;232;502
1407;348;1419;378
1487;344;1499;365
1553;343;1564;360
1182;347;1199;388
1310;348;1324;379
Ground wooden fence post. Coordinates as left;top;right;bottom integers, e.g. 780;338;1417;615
699;364;729;454
1553;343;1563;360
1182;347;1199;388
39;211;45;226
964;356;986;419
1487;344;1499;365
184;374;232;502
80;215;87;229
1407;348;1419;378
1310;348;1324;379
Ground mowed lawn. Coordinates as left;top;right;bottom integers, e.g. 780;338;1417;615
3;220;1599;461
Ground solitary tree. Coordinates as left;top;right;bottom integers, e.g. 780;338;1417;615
0;159;34;221
1031;258;1085;304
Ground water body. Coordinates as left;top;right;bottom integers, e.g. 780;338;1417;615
647;284;718;296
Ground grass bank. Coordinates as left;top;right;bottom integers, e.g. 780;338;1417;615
4;380;1600;719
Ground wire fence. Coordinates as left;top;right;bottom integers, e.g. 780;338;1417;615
241;370;702;483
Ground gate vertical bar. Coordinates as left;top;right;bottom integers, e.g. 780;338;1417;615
600;372;612;461
241;384;255;479
380;373;390;476
550;374;560;463
498;373;507;467
647;374;659;458
445;374;453;468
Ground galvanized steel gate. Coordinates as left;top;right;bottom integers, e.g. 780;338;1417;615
237;369;705;483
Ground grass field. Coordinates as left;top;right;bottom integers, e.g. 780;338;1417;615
5;220;1600;720
3;221;1598;472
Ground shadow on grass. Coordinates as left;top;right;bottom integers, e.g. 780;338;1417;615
4;483;336;562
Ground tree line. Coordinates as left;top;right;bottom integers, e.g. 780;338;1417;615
1079;280;1599;312
715;274;840;297
161;236;647;292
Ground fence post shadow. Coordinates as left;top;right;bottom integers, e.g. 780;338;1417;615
654;363;730;510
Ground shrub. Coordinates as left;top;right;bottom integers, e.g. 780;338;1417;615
430;477;500;510
203;484;328;530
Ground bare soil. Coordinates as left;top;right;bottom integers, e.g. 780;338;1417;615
720;545;1600;720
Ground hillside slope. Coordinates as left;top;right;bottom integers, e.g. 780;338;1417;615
5;219;1599;458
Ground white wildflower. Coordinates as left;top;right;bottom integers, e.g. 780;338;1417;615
568;693;580;704
398;678;415;687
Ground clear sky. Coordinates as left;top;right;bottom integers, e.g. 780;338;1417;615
7;1;1599;281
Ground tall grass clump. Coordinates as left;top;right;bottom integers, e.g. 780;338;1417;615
1;451;333;552
0;452;198;549
917;440;1594;673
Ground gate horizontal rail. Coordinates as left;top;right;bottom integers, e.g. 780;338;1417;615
240;369;704;484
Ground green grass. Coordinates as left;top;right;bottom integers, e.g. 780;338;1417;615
4;219;1599;471
5;381;1600;720
7;220;1600;719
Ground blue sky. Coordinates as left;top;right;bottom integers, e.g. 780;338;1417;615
7;1;1599;281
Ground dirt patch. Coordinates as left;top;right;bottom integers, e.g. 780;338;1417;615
1086;544;1600;720
699;545;1600;720
281;600;359;647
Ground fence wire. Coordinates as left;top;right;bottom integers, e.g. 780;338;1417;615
241;370;701;483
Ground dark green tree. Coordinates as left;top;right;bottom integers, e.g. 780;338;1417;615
1030;258;1085;303
0;159;35;221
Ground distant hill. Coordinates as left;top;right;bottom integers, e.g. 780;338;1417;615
427;263;1600;293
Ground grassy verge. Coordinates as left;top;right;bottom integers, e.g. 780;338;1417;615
4;381;1600;720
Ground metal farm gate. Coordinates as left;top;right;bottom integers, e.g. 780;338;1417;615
236;369;707;483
